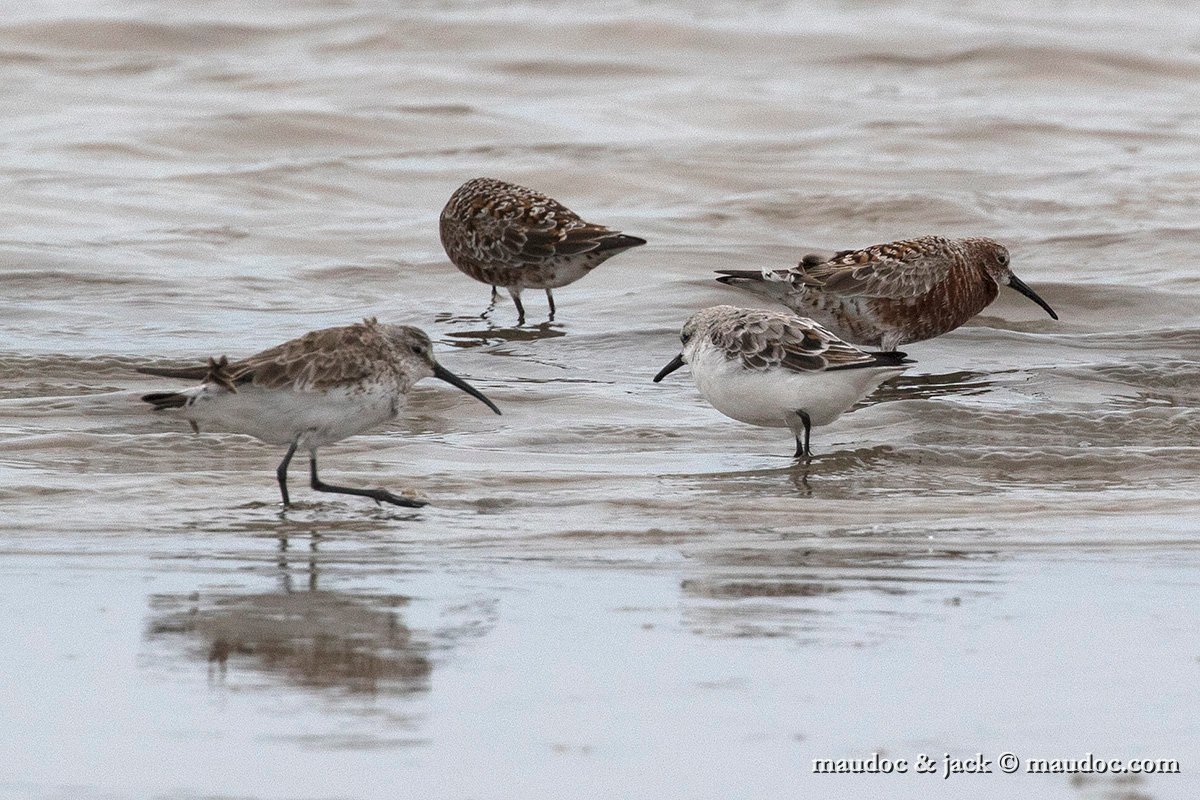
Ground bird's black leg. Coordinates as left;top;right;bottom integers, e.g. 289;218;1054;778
794;410;813;459
511;293;526;325
545;288;556;321
308;452;427;508
481;286;499;319
276;439;299;506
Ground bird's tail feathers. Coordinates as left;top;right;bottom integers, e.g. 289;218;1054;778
868;350;915;367
825;350;914;373
714;269;761;284
136;365;208;380
203;356;238;393
141;392;189;411
595;233;647;253
137;355;238;392
715;268;792;283
715;269;796;299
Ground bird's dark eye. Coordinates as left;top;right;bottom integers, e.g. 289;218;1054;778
998;252;1010;266
410;344;426;356
681;332;692;344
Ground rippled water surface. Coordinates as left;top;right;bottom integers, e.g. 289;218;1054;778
2;1;1199;798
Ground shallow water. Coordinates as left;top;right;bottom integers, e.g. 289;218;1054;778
2;1;1199;798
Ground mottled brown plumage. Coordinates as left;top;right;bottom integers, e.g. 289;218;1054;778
138;319;414;394
689;306;885;374
217;319;414;392
440;177;646;323
715;236;1058;351
137;318;500;508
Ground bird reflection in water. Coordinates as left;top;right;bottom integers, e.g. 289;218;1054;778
147;530;431;695
863;368;1008;405
433;314;568;349
680;531;996;643
695;444;913;500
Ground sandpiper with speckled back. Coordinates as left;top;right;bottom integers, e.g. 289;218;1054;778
440;177;647;324
138;318;501;507
653;305;912;458
716;236;1058;352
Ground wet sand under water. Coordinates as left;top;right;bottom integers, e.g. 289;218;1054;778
2;1;1200;798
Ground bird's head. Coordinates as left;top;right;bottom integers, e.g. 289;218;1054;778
963;238;1058;320
385;325;501;415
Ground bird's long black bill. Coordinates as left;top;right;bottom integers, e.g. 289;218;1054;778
653;353;686;383
1008;275;1059;320
434;363;501;415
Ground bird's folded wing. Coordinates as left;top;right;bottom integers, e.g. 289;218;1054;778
711;310;875;373
232;325;382;391
794;240;953;299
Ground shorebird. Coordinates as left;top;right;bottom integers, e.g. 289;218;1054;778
653;305;911;458
715;236;1058;352
439;177;647;324
138;318;500;507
